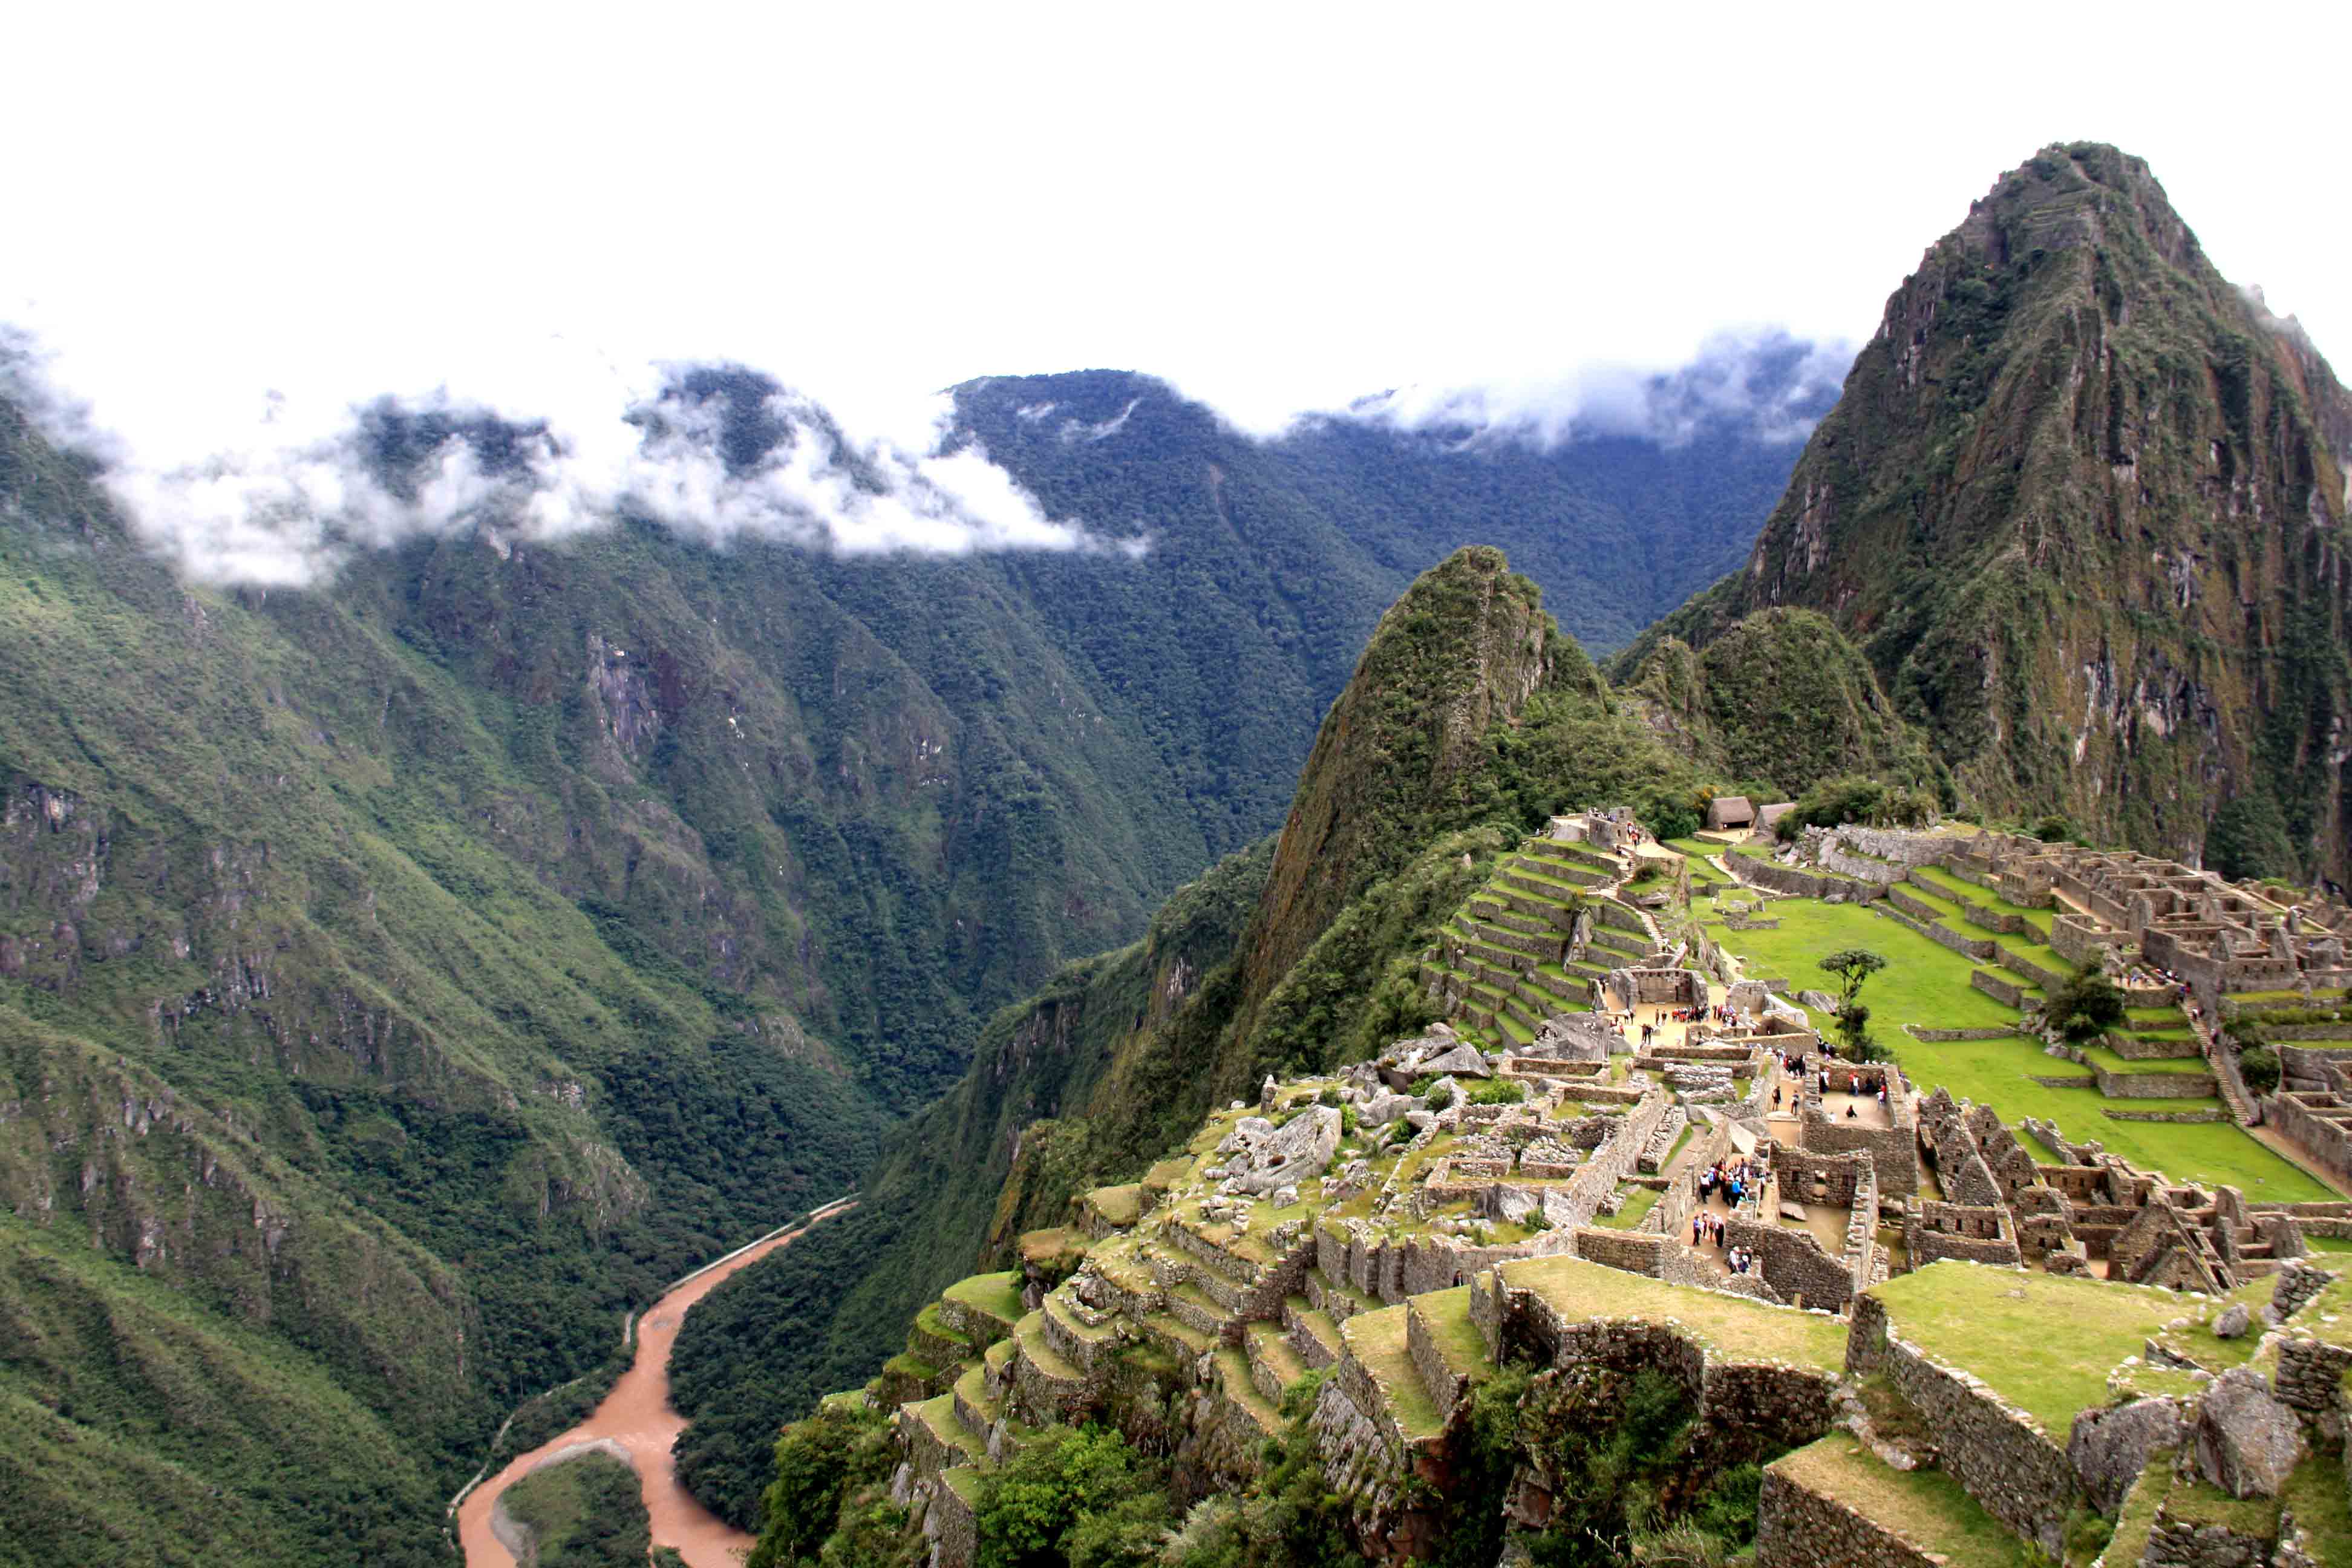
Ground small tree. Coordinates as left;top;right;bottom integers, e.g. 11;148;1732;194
1818;949;1887;1058
2044;963;2126;1044
1818;949;1886;1010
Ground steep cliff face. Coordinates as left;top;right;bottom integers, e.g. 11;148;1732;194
1628;143;2352;878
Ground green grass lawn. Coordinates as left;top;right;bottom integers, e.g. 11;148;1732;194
1872;1267;2178;1436
1594;1184;1662;1229
1501;1256;1847;1372
2076;1044;2209;1074
1702;898;2335;1199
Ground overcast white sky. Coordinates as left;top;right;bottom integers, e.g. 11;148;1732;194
4;3;2348;572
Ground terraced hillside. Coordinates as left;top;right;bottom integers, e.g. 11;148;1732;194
1702;843;2334;1200
1416;831;1665;1047
772;1061;2352;1567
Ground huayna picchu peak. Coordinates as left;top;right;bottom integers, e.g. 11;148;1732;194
1624;142;2352;888
4;74;2351;1568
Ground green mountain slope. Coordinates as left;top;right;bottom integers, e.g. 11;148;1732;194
1618;607;1944;802
1625;143;2352;880
668;547;1720;1523
0;331;1820;1558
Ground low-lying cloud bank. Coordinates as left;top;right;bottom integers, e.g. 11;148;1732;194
5;326;1852;589
4;336;1106;587
1329;330;1854;449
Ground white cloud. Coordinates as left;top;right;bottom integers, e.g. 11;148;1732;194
11;342;1099;585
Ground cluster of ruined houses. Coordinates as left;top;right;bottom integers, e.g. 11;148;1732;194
1911;1088;2325;1290
1946;834;2352;1002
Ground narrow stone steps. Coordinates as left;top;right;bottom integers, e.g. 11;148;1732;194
1244;1320;1311;1402
1212;1345;1284;1436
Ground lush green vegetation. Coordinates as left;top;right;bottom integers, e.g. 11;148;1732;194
752;1357;1791;1568
496;1451;652;1568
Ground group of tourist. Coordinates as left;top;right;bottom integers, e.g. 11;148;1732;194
1696;1155;1758;1207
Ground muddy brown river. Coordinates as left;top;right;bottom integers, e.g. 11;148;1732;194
457;1200;855;1567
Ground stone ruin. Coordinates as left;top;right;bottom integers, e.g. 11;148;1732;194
1913;1089;2307;1290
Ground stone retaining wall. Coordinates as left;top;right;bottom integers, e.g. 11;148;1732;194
1970;969;2030;1008
1843;1295;2074;1557
1754;1463;1944;1568
1822;844;1912;886
2087;1062;2216;1099
1876;900;1999;961
922;1473;978;1568
2267;1091;2352;1189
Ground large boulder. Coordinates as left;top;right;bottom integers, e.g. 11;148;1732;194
1359;1092;1416;1128
1798;989;1840;1014
1527;1013;1618;1063
2194;1367;2304;1500
1221;1105;1344;1197
2069;1397;2187;1514
1416;1041;1494;1080
2213;1302;2252;1341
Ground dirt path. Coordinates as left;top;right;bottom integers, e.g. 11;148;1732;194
457;1198;857;1568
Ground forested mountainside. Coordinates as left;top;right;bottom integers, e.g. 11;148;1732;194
676;546;1935;1523
950;345;1828;660
1625;142;2352;884
0;338;1819;1561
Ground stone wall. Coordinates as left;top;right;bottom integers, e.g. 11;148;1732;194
2267;1092;2352;1190
1821;843;1912;887
1728;855;1880;903
1797;1068;1919;1196
921;1472;979;1568
1875;898;1999;961
1844;1294;2076;1557
1754;1463;1944;1568
1840;827;1955;867
1568;1226;1704;1285
2085;1060;2217;1099
2049;912;2123;968
1970;969;2030;1008
1907;1203;2022;1269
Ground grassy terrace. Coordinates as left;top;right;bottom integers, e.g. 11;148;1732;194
1770;1437;2034;1567
1906;865;2054;935
1592;1183;1662;1229
943;1272;1027;1328
1869;1266;2178;1437
1498;1256;1847;1373
1702;895;2336;1198
1660;837;1733;885
1339;1304;1445;1440
2076;1044;2207;1074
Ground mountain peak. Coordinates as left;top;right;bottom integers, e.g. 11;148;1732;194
1628;143;2352;881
